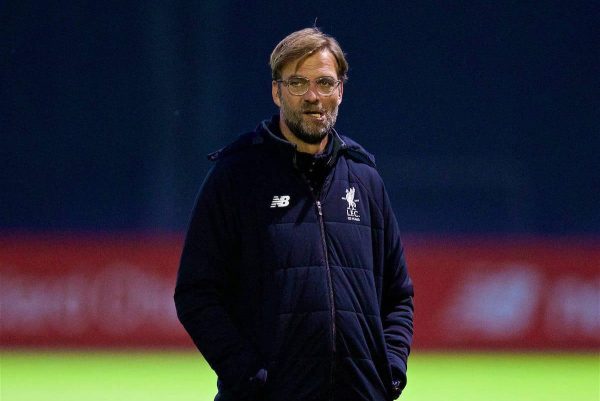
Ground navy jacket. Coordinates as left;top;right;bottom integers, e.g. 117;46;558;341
175;117;414;401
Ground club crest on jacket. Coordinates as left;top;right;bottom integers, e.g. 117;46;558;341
342;187;360;221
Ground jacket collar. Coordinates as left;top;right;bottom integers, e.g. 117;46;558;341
208;115;376;169
260;115;347;169
260;115;375;168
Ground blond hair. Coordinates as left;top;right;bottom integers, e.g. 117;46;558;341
269;28;348;82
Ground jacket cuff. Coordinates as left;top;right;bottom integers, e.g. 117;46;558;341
249;368;268;387
388;354;408;391
215;353;265;399
238;360;267;394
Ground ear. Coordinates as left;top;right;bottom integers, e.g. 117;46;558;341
272;80;281;107
337;81;344;104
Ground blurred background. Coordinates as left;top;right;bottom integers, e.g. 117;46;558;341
2;1;599;400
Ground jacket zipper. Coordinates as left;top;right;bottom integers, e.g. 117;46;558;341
315;200;336;352
295;160;337;398
316;200;336;399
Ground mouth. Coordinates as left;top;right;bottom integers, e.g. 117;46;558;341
303;111;324;119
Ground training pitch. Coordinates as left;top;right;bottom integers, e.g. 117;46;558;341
1;351;597;400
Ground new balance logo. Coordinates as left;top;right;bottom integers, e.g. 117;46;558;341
270;195;290;208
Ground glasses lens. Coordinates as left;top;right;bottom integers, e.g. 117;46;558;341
282;77;339;96
287;77;309;95
316;77;337;95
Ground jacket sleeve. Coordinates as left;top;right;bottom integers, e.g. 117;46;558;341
174;165;263;398
380;185;414;392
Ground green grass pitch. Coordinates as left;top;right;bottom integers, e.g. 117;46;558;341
1;351;598;400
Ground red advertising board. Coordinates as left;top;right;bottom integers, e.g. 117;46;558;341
406;236;599;350
1;234;190;347
1;234;598;350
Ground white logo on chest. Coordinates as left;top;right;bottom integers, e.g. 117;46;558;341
270;195;290;208
342;187;360;221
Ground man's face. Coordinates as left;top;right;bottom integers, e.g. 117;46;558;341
272;50;343;144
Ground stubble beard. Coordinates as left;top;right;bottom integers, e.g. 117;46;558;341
280;96;339;145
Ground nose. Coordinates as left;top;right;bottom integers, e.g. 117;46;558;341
302;85;319;102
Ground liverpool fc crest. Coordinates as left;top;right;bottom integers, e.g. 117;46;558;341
342;187;361;222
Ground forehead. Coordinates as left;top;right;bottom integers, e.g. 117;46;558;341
280;50;339;79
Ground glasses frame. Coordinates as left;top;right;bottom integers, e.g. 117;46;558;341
276;76;342;97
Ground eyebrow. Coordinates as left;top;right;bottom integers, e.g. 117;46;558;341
286;75;336;80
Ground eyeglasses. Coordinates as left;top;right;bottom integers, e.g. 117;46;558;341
276;76;341;96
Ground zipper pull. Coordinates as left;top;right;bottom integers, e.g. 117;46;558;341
316;201;323;216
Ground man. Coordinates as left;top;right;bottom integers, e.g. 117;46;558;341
175;27;414;401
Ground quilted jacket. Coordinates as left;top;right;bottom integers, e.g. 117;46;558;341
174;116;414;401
